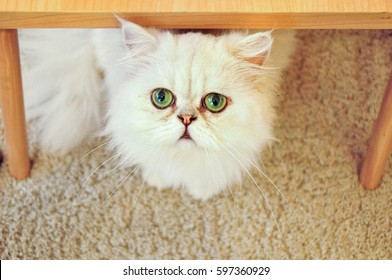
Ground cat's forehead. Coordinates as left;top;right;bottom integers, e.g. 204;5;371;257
152;32;235;97
173;33;234;68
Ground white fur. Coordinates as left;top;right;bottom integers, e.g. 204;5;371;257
19;29;103;151
19;21;295;200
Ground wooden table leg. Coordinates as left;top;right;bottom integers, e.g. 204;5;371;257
360;69;392;189
0;29;31;180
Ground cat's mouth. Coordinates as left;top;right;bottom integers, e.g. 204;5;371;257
180;130;192;140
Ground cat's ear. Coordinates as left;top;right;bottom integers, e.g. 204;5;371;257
237;31;273;65
116;16;156;50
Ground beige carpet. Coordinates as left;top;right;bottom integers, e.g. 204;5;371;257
1;30;391;259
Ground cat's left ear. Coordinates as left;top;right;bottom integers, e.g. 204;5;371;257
116;16;156;50
237;31;273;65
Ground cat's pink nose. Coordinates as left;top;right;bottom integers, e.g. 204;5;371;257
178;114;197;126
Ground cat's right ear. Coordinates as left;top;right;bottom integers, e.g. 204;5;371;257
116;16;156;50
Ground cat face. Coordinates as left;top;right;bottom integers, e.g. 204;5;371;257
105;20;279;199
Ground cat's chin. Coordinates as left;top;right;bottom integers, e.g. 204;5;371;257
176;138;197;148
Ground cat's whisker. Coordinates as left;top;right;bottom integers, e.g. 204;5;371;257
203;148;218;193
124;126;174;147
131;164;151;211
226;142;300;221
101;144;158;206
205;147;235;202
101;163;142;207
95;146;142;175
208;122;224;133
136;126;170;134
95;156;129;175
115;147;163;210
241;156;300;220
69;151;122;214
208;122;299;221
71;140;110;170
217;141;282;236
148;128;173;139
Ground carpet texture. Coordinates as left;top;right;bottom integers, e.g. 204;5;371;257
1;30;391;259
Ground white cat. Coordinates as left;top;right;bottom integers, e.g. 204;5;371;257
19;19;295;200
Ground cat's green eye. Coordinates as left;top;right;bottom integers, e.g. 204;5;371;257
203;93;227;113
151;88;174;109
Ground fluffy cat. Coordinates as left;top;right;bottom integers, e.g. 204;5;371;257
19;19;295;200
